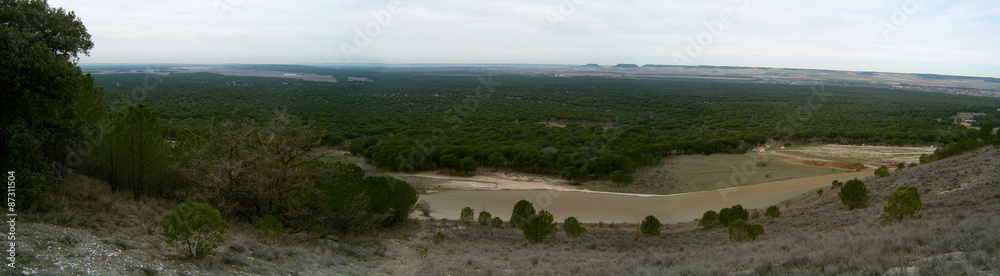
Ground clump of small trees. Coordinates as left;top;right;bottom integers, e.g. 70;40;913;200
700;204;750;229
728;219;764;242
699;204;764;242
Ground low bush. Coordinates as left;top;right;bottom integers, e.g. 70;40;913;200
160;202;228;258
478;211;492;226
640;215;661;236
490;217;503;228
884;187;922;223
699;211;718;229
460;207;474;226
838;178;870;210
563;217;587;237
765;206;780;218
510;200;536;228
874;166;890;177
718;204;749;226
522;210;557;243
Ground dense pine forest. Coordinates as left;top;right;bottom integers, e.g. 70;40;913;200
92;66;1000;177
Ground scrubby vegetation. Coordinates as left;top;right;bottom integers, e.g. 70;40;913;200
727;219;764;242
875;165;890;177
477;211;492;226
160;202;228;258
640;215;661;236
490;217;503;228
460;207;474;226
255;215;284;238
521;210;558;243
766;206;781;218
839;178;870;210
718;204;750;227
884;187;922;223
699;210;719;229
510;200;536;228
563;217;587;237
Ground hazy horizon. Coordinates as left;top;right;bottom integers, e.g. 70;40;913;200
52;0;1000;78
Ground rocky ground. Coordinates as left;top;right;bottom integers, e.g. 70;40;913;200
10;146;1000;275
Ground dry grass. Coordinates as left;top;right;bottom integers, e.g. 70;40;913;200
17;146;1000;275
398;146;1000;275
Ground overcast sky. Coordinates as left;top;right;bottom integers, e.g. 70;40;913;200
51;0;1000;77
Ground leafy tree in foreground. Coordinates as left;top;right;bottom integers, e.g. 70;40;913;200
700;210;718;229
884;187;922;223
460;207;475;226
839;178;870;210
477;211;492;226
563;217;587;237
510;199;536;228
490;217;503;227
765;206;780;218
2;0;104;207
874;166;890;177
640;215;661;236
522;210;557;243
160;202;228;258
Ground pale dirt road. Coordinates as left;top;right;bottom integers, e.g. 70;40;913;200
418;170;874;224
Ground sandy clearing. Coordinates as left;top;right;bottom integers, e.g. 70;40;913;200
418;170;874;224
387;170;576;191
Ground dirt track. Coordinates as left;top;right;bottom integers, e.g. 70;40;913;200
420;170;874;224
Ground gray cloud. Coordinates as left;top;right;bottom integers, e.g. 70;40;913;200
52;0;1000;77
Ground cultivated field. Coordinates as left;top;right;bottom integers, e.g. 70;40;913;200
775;144;936;165
628;153;848;195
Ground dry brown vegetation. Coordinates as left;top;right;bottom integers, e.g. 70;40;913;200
15;146;1000;275
801;160;867;170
